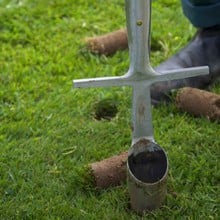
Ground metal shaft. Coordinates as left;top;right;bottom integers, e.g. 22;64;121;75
126;0;154;141
126;0;152;74
132;83;153;142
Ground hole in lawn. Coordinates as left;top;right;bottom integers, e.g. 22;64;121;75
150;36;162;51
94;98;118;120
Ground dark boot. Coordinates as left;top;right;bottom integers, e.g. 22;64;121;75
151;25;220;105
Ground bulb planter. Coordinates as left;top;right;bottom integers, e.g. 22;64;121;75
73;0;208;214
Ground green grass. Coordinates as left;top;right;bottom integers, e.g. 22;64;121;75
0;0;219;219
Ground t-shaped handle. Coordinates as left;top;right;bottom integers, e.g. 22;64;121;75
73;0;209;142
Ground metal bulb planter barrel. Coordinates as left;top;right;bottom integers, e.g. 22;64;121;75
127;139;168;213
73;0;208;214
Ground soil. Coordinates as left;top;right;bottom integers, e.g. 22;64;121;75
128;150;167;183
85;29;128;56
90;151;128;189
94;98;118;120
176;87;220;121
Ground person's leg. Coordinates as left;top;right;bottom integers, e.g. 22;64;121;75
151;1;220;105
181;0;220;27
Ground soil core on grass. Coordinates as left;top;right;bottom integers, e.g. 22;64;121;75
85;29;128;56
176;87;220;121
90;152;127;188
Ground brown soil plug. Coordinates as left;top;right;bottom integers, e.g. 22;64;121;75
90;151;128;189
176;87;220;122
85;29;128;56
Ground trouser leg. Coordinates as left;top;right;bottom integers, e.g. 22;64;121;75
181;0;220;27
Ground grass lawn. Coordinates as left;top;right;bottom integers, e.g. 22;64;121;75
0;0;219;219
